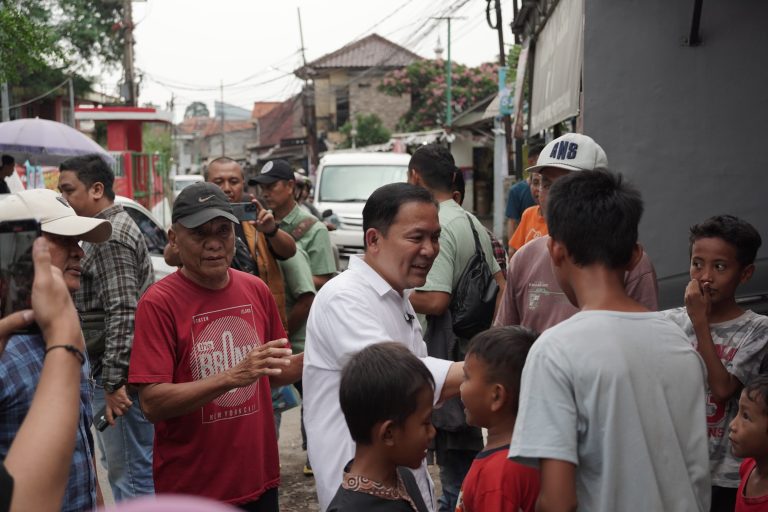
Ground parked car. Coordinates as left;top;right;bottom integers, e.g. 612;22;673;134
313;152;410;264
115;196;176;281
171;174;204;201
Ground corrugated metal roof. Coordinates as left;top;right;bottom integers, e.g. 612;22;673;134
300;34;421;74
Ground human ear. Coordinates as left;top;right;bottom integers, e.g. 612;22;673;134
547;238;566;267
489;383;507;413
378;420;396;447
740;263;755;285
90;181;105;200
364;228;380;249
626;243;644;272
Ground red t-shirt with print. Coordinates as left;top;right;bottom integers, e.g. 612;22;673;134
129;268;286;504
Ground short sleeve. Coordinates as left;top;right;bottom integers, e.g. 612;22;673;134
728;317;768;386
128;298;178;384
419;226;457;294
280;250;316;299
624;251;659;311
509;208;532;251
304;226;337;276
508;337;579;465
493;252;522;327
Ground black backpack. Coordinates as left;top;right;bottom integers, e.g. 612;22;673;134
450;214;499;340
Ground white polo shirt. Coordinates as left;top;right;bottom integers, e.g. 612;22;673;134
303;254;452;511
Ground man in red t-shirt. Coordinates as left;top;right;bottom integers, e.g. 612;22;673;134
128;182;303;510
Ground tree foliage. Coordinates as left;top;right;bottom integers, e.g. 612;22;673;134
184;101;210;119
2;0;125;101
338;113;391;149
0;6;62;82
379;59;499;132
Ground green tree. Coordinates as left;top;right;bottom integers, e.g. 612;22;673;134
2;0;125;104
338;113;391;149
0;6;63;82
379;60;499;132
184;101;210;119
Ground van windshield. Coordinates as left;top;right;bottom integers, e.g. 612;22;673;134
173;178;201;192
318;165;408;202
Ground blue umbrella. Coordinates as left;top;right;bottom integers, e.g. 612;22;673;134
0;117;115;166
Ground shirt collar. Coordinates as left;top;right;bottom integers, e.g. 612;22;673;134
95;203;124;220
340;461;418;511
348;254;413;299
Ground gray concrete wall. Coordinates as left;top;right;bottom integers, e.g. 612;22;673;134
583;0;768;277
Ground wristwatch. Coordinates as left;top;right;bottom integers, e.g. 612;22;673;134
265;223;280;238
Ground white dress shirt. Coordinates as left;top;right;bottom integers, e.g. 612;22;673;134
303;254;452;511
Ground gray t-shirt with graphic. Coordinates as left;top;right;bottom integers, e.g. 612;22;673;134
664;308;768;487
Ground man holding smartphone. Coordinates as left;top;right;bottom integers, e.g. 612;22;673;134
58;154;156;501
0;189;112;512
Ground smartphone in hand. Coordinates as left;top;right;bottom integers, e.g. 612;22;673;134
232;202;259;222
0;219;41;332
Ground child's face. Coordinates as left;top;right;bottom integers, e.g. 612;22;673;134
689;237;752;307
460;354;494;428
390;385;435;470
729;389;768;459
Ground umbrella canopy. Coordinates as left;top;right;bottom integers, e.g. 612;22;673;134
0;118;115;166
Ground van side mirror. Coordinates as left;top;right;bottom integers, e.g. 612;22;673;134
321;209;333;219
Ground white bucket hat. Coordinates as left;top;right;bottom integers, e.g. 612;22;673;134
0;189;112;243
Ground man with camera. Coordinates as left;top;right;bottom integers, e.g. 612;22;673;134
0;189;112;511
58;154;156;501
250;159;337;289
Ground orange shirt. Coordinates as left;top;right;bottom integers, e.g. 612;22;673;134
509;205;548;251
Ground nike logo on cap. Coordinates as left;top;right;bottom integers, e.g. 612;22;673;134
198;195;215;202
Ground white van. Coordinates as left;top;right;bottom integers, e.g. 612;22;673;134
314;152;410;263
171;174;204;201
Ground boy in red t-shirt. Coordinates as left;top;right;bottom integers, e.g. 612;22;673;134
456;326;540;512
730;375;768;511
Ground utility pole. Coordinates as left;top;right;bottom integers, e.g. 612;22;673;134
432;17;465;128
487;0;515;177
297;8;318;171
68;78;75;127
220;80;225;156
1;83;9;122
122;0;137;106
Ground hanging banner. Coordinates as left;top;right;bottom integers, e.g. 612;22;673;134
530;0;584;134
513;38;530;138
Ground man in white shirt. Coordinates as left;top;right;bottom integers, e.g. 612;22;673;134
303;182;464;512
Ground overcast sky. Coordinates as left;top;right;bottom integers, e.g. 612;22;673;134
97;0;513;121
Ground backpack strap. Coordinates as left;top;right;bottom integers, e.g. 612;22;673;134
397;467;430;512
291;216;318;241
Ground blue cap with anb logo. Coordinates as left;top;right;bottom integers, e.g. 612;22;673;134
172;182;239;228
526;133;608;174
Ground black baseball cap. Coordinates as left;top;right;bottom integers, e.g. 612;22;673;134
172;182;239;228
248;159;294;185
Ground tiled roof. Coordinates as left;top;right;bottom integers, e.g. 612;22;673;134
251;102;281;119
177;117;255;137
257;95;301;147
297;34;421;76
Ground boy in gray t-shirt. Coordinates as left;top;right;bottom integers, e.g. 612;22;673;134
663;214;767;511
509;169;710;512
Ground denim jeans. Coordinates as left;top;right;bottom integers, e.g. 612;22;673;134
92;377;155;501
437;448;477;512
